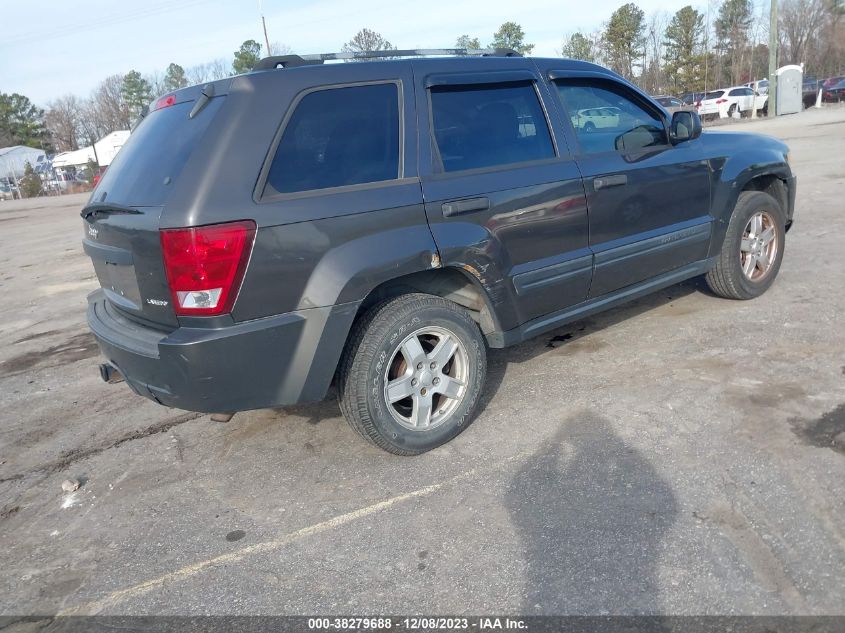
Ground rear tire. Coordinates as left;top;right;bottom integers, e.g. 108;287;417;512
705;191;786;300
338;294;487;455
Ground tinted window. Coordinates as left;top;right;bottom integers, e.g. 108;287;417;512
556;81;667;154
429;82;555;172
703;91;725;100
266;83;399;195
95;97;224;206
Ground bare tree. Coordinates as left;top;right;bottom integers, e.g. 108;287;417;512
779;0;829;67
185;58;231;85
45;95;83;151
268;41;292;56
641;11;669;93
83;74;130;139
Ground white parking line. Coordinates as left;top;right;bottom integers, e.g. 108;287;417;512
59;454;523;614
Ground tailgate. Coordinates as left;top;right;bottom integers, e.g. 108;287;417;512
81;87;227;328
83;205;177;328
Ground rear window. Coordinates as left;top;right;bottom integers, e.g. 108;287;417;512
703;91;724;100
93;98;224;206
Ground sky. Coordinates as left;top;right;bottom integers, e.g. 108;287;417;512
1;0;683;106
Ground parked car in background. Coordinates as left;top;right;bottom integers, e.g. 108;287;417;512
697;87;767;120
570;106;622;132
0;182;18;201
92;166;107;187
653;95;695;114
744;79;769;95
822;75;845;89
803;78;823;108
680;92;705;105
822;78;845;102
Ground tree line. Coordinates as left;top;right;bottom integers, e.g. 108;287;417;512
563;0;844;95
1;4;843;155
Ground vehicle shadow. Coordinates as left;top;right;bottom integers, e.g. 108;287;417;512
504;412;679;616
276;277;708;427
474;276;707;417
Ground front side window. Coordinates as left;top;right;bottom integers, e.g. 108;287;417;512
429;82;555;173
556;80;667;154
265;83;400;195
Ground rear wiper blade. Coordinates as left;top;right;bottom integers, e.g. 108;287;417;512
80;203;142;220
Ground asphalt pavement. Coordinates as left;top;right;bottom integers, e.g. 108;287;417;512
0;106;843;618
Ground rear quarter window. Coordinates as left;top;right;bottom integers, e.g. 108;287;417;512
263;82;400;196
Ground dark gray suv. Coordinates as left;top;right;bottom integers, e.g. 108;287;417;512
83;49;796;454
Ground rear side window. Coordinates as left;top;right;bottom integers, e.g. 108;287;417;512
94;98;224;206
265;83;400;195
429;82;555;173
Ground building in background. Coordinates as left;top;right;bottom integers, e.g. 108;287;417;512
0;145;47;181
51;130;130;170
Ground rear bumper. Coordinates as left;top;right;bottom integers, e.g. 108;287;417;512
87;290;358;412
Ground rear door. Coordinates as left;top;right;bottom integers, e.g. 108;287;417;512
542;68;712;298
82;87;228;327
413;58;590;329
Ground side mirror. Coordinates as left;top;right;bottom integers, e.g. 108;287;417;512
670;110;702;144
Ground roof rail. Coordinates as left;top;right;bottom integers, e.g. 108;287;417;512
252;48;521;71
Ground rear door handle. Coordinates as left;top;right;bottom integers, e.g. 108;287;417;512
441;197;490;217
593;174;628;190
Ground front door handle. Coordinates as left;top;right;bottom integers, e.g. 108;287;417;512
593;174;628;190
442;197;490;217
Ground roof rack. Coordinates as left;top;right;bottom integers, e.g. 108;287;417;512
252;48;521;71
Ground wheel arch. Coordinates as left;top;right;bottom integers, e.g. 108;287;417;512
352;266;503;340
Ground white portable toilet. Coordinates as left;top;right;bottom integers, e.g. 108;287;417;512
776;65;803;115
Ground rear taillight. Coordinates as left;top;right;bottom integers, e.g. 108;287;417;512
716;98;727;104
160;220;256;316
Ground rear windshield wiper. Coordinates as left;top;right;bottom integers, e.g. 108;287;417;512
81;203;142;220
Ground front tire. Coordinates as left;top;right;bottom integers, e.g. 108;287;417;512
338;294;487;455
705;191;786;300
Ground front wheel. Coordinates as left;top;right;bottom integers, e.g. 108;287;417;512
705;190;786;300
338;294;487;455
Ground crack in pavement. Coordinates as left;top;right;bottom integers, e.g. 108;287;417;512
0;412;205;486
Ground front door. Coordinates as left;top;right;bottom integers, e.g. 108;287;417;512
550;77;713;298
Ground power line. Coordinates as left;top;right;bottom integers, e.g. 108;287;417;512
4;0;211;45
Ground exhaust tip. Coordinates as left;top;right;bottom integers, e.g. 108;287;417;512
99;363;124;384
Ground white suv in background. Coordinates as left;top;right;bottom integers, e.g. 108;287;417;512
697;87;768;119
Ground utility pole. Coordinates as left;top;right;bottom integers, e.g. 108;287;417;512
768;0;778;116
259;0;271;55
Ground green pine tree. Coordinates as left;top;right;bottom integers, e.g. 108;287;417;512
121;70;153;122
20;161;42;198
456;35;482;50
562;32;596;62
664;6;706;92
604;3;646;80
233;40;262;74
163;63;188;91
490;22;534;55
